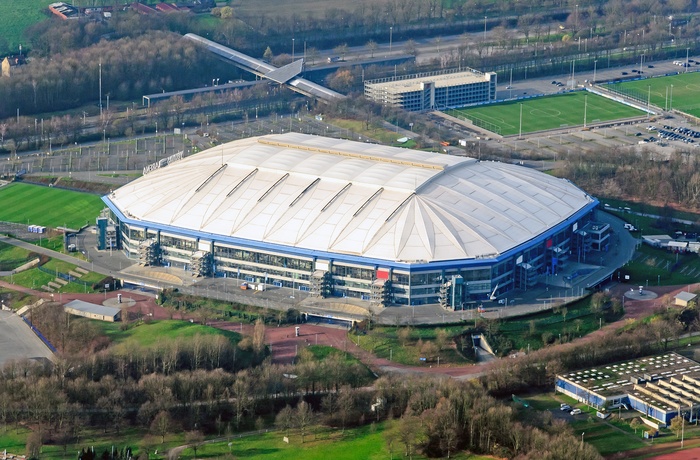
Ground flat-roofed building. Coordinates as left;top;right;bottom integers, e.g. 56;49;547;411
556;352;700;427
64;300;121;322
675;291;697;308
364;68;497;112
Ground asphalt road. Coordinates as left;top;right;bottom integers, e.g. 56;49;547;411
0;310;54;367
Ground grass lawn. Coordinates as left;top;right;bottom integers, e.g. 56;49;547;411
0;425;186;460
491;295;623;353
0;241;35;270
184;422;492;460
0;254;105;293
328;118;418;148
600;197;700;225
303;345;376;381
610;71;700;118
0;183;103;230
354;325;471;366
0;0;52;54
96;319;242;347
624;244;700;286
448;91;644;135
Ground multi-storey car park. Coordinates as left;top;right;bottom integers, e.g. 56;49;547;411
102;133;602;309
364;68;497;112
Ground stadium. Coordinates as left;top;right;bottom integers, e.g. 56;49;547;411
103;133;599;309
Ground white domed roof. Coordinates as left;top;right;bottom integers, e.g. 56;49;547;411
107;133;594;263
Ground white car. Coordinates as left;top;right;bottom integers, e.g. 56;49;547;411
570;408;582;415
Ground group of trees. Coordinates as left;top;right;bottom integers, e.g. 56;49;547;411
562;148;700;210
0;32;228;119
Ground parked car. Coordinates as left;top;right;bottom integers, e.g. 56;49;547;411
570;408;582;415
560;404;571;411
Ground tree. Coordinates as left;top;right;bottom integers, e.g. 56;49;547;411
327;69;354;92
420;340;438;361
220;6;233;19
307;47;319;65
26;430;42;459
337;386;355;433
435;328;448;351
590;292;608;315
253;318;266;356
275;405;294;437
397;327;411;346
150;410;171;444
670;415;684;438
561;307;568;322
263;46;273;62
333;43;349;60
630;417;641;434
185;430;205;459
404;39;418;56
366;40;378;58
397;414;426;459
295;399;314;443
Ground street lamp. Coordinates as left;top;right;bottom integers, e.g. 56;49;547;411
593;60;597;84
581;432;585;447
484;16;487;42
686;47;690;73
292;38;295;61
389;26;393;52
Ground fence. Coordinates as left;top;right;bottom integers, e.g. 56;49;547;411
21;316;57;353
38;265;93;288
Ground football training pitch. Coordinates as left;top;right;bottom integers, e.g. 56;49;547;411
608;71;700;118
0;183;103;229
447;92;645;136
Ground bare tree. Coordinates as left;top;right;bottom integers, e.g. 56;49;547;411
295;399;314;443
150;410;171;444
275;404;294;437
366;40;378;58
253;318;266;357
185;430;205;459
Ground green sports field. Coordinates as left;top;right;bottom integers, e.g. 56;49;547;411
0;0;53;54
0;182;103;229
609;71;700;118
447;92;645;136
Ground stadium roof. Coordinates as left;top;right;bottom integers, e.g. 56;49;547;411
106;133;595;264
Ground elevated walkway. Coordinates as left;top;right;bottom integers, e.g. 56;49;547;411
184;34;345;102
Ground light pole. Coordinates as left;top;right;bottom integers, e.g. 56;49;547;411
686;47;690;72
484;16;487;42
593;60;597;84
581;432;585;448
670;84;674;111
519;103;523;138
292;38;295;61
389;26;393;52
